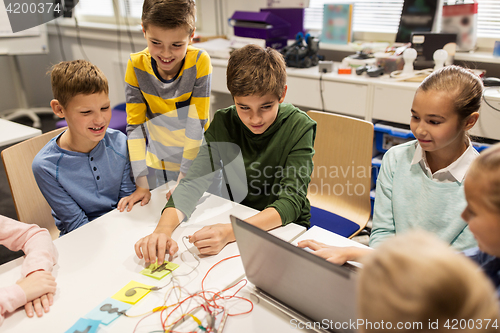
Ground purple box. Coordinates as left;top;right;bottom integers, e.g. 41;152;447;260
260;8;305;40
230;11;290;41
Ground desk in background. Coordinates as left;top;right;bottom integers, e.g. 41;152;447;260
0;186;308;332
0;118;41;147
210;59;500;141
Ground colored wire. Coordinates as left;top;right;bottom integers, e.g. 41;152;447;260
389;68;433;81
132;252;253;332
73;16;89;61
54;18;67;61
483;87;500;112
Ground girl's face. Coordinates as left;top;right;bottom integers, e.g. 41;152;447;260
410;90;467;155
462;171;500;257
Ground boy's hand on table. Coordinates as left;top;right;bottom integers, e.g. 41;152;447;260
118;186;151;212
165;183;177;201
189;223;234;256
166;172;185;200
134;231;179;265
297;240;370;265
16;271;57;318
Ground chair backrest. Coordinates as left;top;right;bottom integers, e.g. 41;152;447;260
1;127;66;239
307;111;374;236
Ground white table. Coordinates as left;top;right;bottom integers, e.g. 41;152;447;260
0;118;41;147
0;187;306;332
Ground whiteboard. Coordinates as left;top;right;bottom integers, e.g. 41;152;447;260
0;2;48;55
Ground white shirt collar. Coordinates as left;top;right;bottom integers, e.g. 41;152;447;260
411;138;478;183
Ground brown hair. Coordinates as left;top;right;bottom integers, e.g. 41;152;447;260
418;65;483;121
468;142;500;213
142;0;196;33
358;231;499;333
226;44;286;99
50;60;108;109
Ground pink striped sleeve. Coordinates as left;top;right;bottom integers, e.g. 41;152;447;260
0;215;58;276
0;284;26;326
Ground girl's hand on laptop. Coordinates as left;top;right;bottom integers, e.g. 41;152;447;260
298;240;370;265
135;231;179;265
189;224;234;255
118;187;151;212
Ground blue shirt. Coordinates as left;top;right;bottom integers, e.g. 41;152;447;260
32;129;136;235
464;247;500;297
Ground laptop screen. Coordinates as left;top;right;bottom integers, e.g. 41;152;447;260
231;215;358;333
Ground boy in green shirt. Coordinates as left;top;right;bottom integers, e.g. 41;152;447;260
135;44;316;262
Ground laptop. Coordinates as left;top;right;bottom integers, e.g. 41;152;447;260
231;215;358;333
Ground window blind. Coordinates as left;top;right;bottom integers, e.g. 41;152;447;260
75;0;114;17
305;0;404;33
305;0;500;38
121;0;144;19
477;0;500;38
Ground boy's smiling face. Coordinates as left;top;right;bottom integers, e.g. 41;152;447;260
52;92;111;152
142;24;194;81
234;88;287;135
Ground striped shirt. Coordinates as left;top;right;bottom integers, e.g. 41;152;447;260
125;45;212;178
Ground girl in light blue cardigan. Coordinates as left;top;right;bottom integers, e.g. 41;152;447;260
369;66;483;250
299;144;500;301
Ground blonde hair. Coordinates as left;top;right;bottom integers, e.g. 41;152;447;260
226;44;287;99
358;231;499;333
418;65;483;121
468;142;500;213
50;60;108;109
142;0;196;34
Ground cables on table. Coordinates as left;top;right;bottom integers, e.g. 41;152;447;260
129;239;253;333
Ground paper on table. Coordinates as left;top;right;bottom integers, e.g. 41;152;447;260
111;280;153;305
64;318;101;333
85;297;132;325
193;38;232;59
141;261;179;280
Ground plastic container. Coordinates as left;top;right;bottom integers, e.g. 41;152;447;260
371;154;383;189
374;123;415;154
472;142;492;153
374;52;404;74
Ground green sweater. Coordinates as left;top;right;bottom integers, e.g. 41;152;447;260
164;103;317;228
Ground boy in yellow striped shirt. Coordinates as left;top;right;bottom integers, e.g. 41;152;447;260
125;0;212;193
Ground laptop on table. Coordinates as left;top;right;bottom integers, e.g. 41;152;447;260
231;215;359;333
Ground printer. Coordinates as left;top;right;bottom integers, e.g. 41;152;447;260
230;11;290;49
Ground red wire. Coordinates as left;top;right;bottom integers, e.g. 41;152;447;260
148;254;254;332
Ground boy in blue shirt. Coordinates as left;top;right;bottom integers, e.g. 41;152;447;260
33;60;150;235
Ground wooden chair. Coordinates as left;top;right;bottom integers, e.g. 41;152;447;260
1;127;66;239
307;111;374;238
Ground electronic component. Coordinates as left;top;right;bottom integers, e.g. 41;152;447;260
319;61;334;73
356;65;370;75
281;32;323;68
483;77;500;87
356;65;384;77
367;66;384;77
